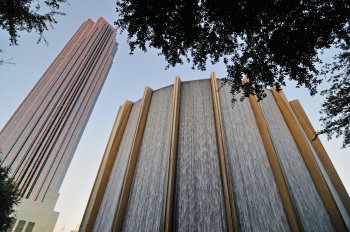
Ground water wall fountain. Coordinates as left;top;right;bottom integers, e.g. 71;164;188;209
80;73;350;232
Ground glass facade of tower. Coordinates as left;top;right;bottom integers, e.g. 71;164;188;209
0;17;117;232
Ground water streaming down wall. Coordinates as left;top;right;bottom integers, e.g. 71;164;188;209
82;76;349;232
260;91;335;232
175;80;228;231
305;123;350;229
93;101;141;232
218;83;290;232
123;86;173;231
291;101;350;229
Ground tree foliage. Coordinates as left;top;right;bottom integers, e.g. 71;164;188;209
320;43;350;148
115;0;350;147
0;161;20;232
0;0;66;45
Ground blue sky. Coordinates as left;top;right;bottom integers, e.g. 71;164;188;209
0;1;349;231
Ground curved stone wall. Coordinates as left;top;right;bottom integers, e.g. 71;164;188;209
80;74;350;232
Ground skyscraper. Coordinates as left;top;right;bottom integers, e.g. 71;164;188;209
0;17;117;232
81;74;350;231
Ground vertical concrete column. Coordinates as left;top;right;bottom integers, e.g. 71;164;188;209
113;87;153;232
289;99;350;215
271;88;347;232
163;76;181;232
210;73;238;232
80;101;133;232
249;95;302;232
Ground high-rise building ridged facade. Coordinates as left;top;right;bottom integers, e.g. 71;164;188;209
0;17;117;232
81;74;350;232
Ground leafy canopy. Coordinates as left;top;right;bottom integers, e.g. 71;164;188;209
116;0;350;147
0;0;66;46
0;161;21;232
320;43;350;147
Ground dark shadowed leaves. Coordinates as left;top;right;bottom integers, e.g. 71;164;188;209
0;160;20;232
0;0;67;46
116;0;350;147
320;43;350;148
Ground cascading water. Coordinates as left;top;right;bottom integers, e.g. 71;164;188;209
261;91;335;232
93;101;141;232
175;80;228;232
219;83;290;232
122;86;173;231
